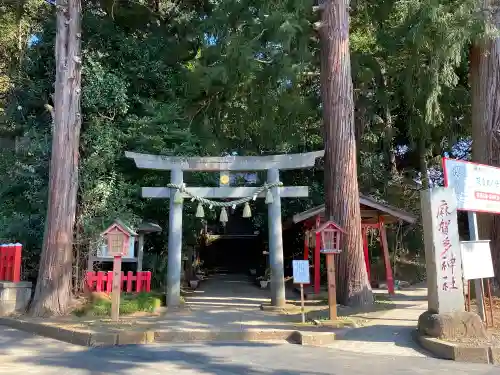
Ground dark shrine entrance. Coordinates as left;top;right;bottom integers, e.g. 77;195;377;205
201;236;261;273
199;211;264;274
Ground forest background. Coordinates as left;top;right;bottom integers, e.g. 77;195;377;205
0;0;491;300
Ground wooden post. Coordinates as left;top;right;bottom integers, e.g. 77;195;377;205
467;212;486;321
137;233;144;272
303;230;309;261
362;227;370;282
326;254;337;320
12;243;22;282
303;230;310;286
267;168;286;307
487;279;494;326
300;283;305;323
379;217;395;295
166;168;183;307
111;255;122;322
314;231;321;295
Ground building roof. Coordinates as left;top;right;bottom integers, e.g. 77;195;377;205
291;194;417;226
136;221;162;234
101;219;138;237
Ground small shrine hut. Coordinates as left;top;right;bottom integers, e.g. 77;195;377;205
289;195;416;295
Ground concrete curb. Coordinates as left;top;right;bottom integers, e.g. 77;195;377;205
0;317;336;347
415;331;499;364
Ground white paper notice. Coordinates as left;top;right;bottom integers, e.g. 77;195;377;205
292;260;310;284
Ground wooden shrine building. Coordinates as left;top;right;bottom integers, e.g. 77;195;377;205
289;195;416;295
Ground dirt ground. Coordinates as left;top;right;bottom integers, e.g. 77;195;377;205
452;295;500;347
484;295;500;335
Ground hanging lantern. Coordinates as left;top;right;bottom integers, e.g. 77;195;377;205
196;203;205;218
101;220;134;257
242;202;252;218
265;189;274;204
306;230;316;248
316;219;346;254
219;207;228;223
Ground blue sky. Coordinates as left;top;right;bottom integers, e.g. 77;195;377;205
28;35;40;47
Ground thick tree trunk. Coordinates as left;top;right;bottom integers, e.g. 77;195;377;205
320;0;373;307
30;0;82;317
470;16;500;286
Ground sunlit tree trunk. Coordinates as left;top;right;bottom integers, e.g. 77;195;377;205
320;0;373;307
30;0;82;316
470;2;500;286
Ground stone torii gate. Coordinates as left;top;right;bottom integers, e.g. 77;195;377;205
125;150;324;307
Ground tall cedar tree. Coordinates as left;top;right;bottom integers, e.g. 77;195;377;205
319;0;373;306
470;2;500;286
30;0;82;316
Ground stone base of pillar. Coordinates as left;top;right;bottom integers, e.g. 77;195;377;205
0;281;32;316
417;310;487;340
260;303;296;312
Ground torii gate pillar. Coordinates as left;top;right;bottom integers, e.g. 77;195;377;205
166;168;183;307
267;168;285;306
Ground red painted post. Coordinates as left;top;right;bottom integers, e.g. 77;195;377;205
2;245;7;280
136;272;143;292
314;232;321;295
96;271;106;292
362;227;371;282
379;217;395;295
303;229;309;261
4;244;12;281
119;271;125;292
106;272;113;293
12;243;22;282
145;272;151;292
120;271;125;292
0;244;7;280
126;271;134;292
86;271;94;290
6;244;13;281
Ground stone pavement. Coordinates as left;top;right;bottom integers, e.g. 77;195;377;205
157;273;302;333
0;275;430;356
0;276;498;373
327;286;429;356
0;325;498;374
160;274;428;357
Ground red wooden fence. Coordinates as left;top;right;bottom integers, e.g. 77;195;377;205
85;271;151;293
0;243;22;282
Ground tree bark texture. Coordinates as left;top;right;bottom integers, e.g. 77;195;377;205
319;0;373;306
30;0;82;316
470;2;500;286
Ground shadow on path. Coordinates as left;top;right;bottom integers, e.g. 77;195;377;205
0;326;498;375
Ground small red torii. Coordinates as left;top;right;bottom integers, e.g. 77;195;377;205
303;215;395;296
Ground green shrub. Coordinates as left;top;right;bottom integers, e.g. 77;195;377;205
73;292;162;317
